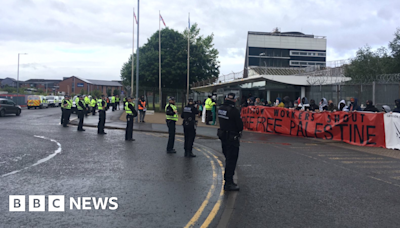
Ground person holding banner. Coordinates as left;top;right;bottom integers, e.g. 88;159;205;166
217;93;243;191
393;99;400;113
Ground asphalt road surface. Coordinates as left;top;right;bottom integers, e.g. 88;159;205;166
2;107;400;228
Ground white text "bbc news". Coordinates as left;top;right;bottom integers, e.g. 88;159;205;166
9;195;118;212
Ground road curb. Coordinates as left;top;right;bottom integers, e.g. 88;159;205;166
69;121;218;139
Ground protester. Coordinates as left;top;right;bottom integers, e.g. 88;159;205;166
363;100;380;112
254;98;264;106
348;98;361;111
275;97;284;107
382;105;391;113
309;99;319;111
338;100;347;111
283;96;293;108
319;98;328;111
393;99;400;113
327;100;335;112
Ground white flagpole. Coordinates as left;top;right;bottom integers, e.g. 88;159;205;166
186;13;190;102
159;11;162;111
131;7;135;98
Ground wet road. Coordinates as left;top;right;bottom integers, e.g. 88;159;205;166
0;108;225;227
3;108;400;227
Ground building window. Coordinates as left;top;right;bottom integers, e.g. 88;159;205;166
290;50;326;57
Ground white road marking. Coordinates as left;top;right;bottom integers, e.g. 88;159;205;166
1;135;62;178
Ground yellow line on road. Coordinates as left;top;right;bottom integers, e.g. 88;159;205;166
184;150;218;228
200;149;225;228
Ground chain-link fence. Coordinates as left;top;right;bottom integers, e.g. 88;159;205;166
308;73;400;110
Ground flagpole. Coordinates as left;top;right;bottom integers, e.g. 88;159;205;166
159;10;162;112
131;7;135;98
135;0;140;122
186;12;190;103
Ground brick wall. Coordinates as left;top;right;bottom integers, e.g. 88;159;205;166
59;76;123;96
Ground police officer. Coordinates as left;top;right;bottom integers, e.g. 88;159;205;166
125;97;138;141
217;93;243;191
77;96;87;131
181;99;198;157
116;95;120;110
90;96;97;115
60;95;65;125
111;95;116;111
165;97;178;153
84;95;90;116
62;95;72;127
97;95;107;134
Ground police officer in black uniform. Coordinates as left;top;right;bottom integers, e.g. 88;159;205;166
217;93;243;191
181;99;199;157
125;97;138;141
77;96;87;131
98;95;107;134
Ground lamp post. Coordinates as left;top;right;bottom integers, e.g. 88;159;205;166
17;53;27;95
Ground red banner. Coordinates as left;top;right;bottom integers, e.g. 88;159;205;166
241;107;386;148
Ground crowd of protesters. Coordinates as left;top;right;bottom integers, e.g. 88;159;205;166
241;94;400;114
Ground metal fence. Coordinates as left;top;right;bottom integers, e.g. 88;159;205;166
308;73;400;110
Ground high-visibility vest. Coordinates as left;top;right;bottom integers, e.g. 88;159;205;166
77;99;85;110
75;98;79;106
64;100;72;110
125;102;135;115
111;96;115;103
165;104;178;121
90;99;97;107
116;97;120;102
139;101;146;110
97;99;105;110
61;99;64;109
205;98;215;111
84;96;90;105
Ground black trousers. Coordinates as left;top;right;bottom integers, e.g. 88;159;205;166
184;125;196;152
98;110;106;133
77;110;84;130
112;103;115;111
221;140;240;183
92;105;96;115
63;109;71;127
166;120;176;151
61;108;64;124
206;110;212;125
85;105;89;116
125;114;134;140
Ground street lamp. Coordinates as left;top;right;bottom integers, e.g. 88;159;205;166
17;53;27;95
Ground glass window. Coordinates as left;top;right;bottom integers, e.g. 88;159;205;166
299;52;307;55
300;62;307;65
318;53;325;56
292;52;299;55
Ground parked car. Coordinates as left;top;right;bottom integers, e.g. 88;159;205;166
0;98;22;117
27;95;49;109
46;96;58;107
58;96;64;107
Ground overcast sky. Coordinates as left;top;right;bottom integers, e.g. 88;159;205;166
0;0;399;81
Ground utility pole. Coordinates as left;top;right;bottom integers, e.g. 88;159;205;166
187;13;190;103
159;10;162;111
131;7;135;98
135;0;140;122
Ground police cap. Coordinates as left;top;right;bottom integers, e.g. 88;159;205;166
169;97;175;101
188;98;193;102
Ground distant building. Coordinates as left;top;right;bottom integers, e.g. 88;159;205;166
20;79;62;93
1;77;18;87
244;30;327;70
58;76;123;96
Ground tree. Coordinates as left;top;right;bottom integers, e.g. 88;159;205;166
120;24;220;90
80;89;85;95
90;89;102;99
106;88;112;97
389;28;400;73
113;89;120;96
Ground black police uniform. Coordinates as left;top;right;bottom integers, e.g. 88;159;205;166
125;102;137;141
77;99;86;131
217;94;243;191
181;101;199;157
98;99;107;134
60;100;64;125
62;99;71;127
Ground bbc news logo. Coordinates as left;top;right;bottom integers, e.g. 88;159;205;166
9;195;118;212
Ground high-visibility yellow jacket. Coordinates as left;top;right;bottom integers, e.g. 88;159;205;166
205;98;215;111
